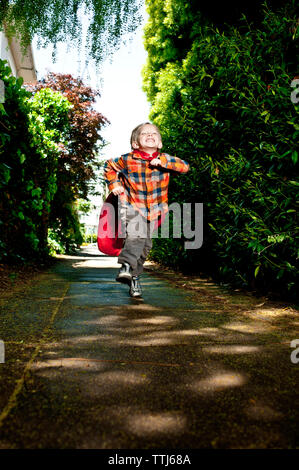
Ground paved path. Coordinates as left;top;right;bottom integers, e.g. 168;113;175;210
0;246;298;448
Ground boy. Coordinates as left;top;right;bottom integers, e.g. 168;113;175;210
104;122;189;298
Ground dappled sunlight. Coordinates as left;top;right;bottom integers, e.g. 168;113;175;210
126;411;187;437
222;322;271;334
102;325;172;335
55;254;92;261
121;328;203;346
72;259;119;269
43;327;193;347
60;335;109;344
130;315;178;325
9;247;295;449
48;310;278;350
168;329;201;337
31;357;108;372
197;327;220;336
202;345;261;354
196;326;254;341
83;314;127;325
187;371;247;394
125;304;160;312
76;370;152;399
132;329;200;339
93;369;150;386
77;305;123;312
56;253;118;265
198;281;217;286
246;307;298;321
32;357;150;390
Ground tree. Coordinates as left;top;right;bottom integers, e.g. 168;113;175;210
27;72;109;252
0;0;142;64
27;73;108;197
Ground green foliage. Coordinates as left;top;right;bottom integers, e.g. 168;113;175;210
27;73;108;199
27;72;108;253
48;198;84;254
47;228;65;255
83;233;97;244
0;59;71;261
77;198;93;214
0;0;142;64
144;0;298;299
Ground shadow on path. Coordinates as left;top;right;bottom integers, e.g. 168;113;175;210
0;246;298;449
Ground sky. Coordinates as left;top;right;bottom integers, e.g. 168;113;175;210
32;7;151;161
31;6;151;218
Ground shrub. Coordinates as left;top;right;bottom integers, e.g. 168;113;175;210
144;0;298;299
0;60;71;261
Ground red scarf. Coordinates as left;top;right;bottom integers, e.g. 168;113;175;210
133;149;160;161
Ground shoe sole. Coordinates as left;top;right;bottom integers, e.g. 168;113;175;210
116;274;132;285
130;292;143;298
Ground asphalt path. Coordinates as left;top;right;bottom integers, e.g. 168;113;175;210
0;246;298;449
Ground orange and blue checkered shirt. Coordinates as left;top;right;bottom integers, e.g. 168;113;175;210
104;150;189;221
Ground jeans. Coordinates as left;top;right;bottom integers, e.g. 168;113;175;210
118;206;154;276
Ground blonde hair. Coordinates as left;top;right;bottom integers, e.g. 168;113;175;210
130;122;162;148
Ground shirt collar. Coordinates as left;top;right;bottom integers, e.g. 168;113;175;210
133;149;160;161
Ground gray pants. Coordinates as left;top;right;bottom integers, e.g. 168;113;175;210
118;207;154;276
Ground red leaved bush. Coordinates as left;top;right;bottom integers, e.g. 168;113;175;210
27;72;109;198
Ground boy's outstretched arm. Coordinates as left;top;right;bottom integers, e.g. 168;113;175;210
104;156;126;195
151;154;189;173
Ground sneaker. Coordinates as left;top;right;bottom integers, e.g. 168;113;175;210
129;276;142;298
116;262;132;285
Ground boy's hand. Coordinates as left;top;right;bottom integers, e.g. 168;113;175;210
112;186;124;195
150;158;161;166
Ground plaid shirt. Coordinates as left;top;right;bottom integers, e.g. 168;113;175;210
104;151;189;221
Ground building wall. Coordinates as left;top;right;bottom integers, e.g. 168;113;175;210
0;30;36;82
0;31;17;75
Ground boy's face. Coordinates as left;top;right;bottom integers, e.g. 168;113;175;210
132;124;162;153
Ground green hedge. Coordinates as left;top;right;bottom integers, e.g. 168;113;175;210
0;60;71;261
144;1;298;299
